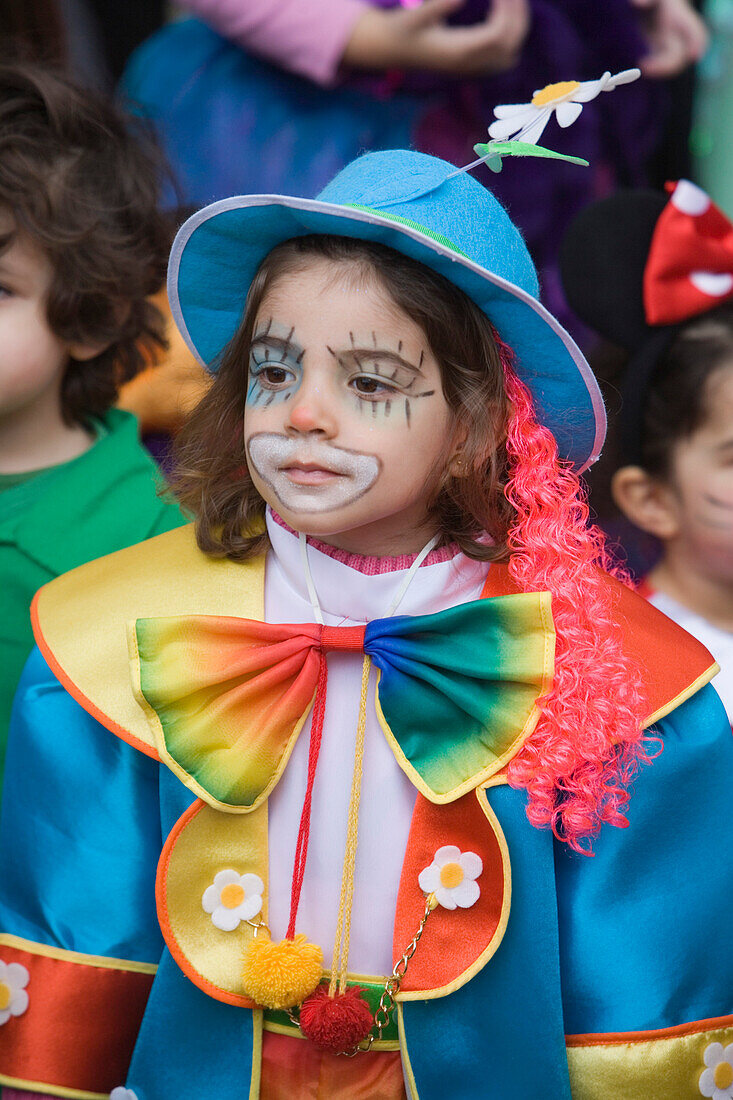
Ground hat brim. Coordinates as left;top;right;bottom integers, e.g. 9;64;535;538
169;194;606;473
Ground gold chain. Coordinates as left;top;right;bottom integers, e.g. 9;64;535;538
351;892;436;1055
285;893;437;1056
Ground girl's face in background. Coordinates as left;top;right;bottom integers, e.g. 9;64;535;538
664;363;730;585
243;260;457;556
664;363;733;582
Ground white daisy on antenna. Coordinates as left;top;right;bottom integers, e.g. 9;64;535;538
488;69;641;147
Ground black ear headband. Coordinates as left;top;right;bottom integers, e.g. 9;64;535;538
560;190;671;465
617;327;681;466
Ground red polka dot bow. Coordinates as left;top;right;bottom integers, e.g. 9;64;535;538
644;180;733;326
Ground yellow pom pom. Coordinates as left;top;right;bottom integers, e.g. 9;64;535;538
242;933;323;1009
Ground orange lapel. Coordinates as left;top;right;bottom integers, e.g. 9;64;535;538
393;789;510;1000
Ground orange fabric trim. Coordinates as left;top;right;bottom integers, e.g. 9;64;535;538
566;1012;733;1047
480;563;715;724
0;941;153;1093
392;791;506;994
155;799;257;1008
30;590;159;761
479;565;521;599
260;1030;407;1099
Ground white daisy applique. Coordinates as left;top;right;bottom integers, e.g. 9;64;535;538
488;69;640;147
109;1089;138;1100
0;960;29;1025
418;846;482;910
699;1041;733;1100
202;869;264;931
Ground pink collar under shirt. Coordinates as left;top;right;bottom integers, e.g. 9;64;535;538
263;509;488;977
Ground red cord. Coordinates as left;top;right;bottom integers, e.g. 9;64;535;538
286;656;328;940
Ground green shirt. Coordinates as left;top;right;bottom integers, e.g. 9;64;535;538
0;409;185;788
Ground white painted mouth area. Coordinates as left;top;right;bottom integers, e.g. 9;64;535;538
247;433;380;513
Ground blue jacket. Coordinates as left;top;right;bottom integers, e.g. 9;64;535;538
0;527;731;1099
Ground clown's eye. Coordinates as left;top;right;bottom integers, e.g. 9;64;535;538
251;363;296;388
262;367;290;385
350;374;395;397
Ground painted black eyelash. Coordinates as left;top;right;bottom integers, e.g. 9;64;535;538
249;359;294;375
349;373;401;398
248;362;299;394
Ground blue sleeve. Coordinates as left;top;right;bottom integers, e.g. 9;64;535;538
0;646;164;964
555;681;733;1036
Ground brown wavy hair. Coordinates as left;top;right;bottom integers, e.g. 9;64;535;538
0;63;170;425
171;234;514;561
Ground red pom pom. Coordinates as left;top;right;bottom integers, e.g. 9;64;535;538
299;985;374;1053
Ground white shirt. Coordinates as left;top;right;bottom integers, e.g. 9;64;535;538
647;590;733;723
264;511;488;975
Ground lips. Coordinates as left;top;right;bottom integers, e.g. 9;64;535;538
281;460;343;473
280;457;346;482
282;463;343;485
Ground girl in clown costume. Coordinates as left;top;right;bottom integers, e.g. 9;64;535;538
0;82;732;1100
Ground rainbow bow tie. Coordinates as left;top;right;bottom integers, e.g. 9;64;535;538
131;594;554;811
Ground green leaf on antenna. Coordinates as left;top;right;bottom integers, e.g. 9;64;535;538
473;141;589;170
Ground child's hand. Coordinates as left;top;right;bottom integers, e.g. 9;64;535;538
631;0;708;78
342;0;530;77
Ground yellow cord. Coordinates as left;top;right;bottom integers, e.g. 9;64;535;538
329;654;371;997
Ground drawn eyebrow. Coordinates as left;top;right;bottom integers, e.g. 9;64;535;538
249;331;304;361
339;347;425;376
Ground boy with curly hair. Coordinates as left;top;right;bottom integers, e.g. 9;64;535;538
0;63;183;786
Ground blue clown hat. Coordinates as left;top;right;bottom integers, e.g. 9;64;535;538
168;150;605;471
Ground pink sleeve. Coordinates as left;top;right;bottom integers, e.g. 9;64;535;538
179;0;369;86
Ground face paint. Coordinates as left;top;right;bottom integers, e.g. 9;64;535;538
247;321;305;408
327;345;436;427
697;491;733;531
242;263;457;553
247;432;381;513
662;365;733;583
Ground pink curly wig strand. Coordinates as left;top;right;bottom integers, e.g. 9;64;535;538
497;345;653;853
